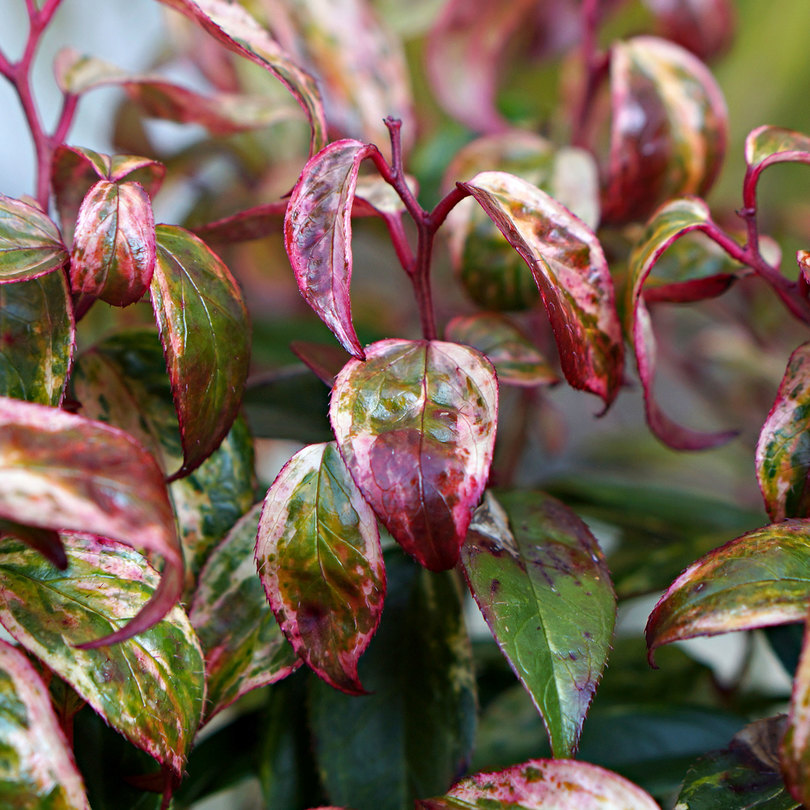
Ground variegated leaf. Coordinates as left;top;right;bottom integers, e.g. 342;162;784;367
782;614;810;806
331;339;498;571
191;504;299;721
744;126;810;210
0;519;66;570
0;194;68;281
256;442;384;694
0;535;205;775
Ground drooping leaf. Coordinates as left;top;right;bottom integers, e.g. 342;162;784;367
0;270;74;406
331;339;498;571
416;759;659;809
462;171;623;406
285;139;378;359
0;534;205;775
151;224;250;479
646;520;810;662
0;194;68;281
0;396;183;647
155;0;327;153
0;518;66;570
462;490;615;757
309;550;476;810
782;615;810;806
190;504;299;721
626;197;737;448
644;0;735;61
256;442;384;694
601;36;727;225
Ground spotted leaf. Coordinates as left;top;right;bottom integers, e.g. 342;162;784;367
0;194;68;282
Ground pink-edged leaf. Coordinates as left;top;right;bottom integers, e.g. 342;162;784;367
462;491;615;757
462;171;623;406
601;36;727;225
782;612;810;806
744;126;810;210
416;759;659;809
0;639;90;808
193;201;287;243
756;343;810;522
156;0;327;153
0;534;205;775
256;442;384;694
151;224;250;479
285;139;378;359
330;339;498;571
645;519;810;663
0;194;68;282
799;250;810;287
291;341;350;387
627;197;737;449
70;180;156;310
645;0;735;61
191;504;299;721
0;519;66;569
0;396;183;648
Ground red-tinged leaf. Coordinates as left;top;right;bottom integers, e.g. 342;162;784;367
0;396;183;647
70;180;156;310
256;442;384;694
330;339;498;571
193;201;287;243
285;139;379;358
416;759;659;809
0;518;66;569
291;341;351;387
0;194;68;282
191;504;299;721
645;0;735;61
151;224;250;479
601;36;727;225
0;270;74;406
645;520;810;663
445;313;558;388
782;614;810;806
0;535;205;775
756;343;810;521
462;171;623;406
0;639;90;809
155;0;327;153
744;126;810;210
462;491;615;757
627;197;737;448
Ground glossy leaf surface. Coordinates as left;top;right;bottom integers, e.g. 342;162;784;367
646;520;810;661
0;639;90;809
191;504;299;721
783;616;810;806
285;139;376;359
331;339;498;571
0;535;205;775
0;270;74;406
462;171;623;406
151;224;250;478
0;396;182;647
417;759;659;809
602;36;727;224
0;194;68;281
463;490;615;757
257;442;384;694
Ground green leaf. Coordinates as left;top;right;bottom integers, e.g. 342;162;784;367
256;442;384;694
151;224;251;479
0;194;68;281
0;639;90;809
190;504;299;721
462;490;616;757
0;270;74;406
0;534;205;775
309;550;476;810
330;339;498;571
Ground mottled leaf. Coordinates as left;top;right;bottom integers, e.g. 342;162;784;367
417;759;659;809
646;520;810;662
331;339;498;571
0;270;74;406
602;36;727;225
256;442;384;694
0;535;205;775
462;171;623;406
0;639;90;809
285;139;378;359
744;126;810;211
0;518;66;570
0;194;68;281
0;396;183;647
463;490;615;757
151;224;250;479
645;0;735;61
444;313;558;387
782;616;810;806
626;197;737;448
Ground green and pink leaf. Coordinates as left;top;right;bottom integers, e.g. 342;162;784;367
0;194;68;282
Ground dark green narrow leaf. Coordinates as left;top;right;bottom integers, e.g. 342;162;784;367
0;194;68;281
